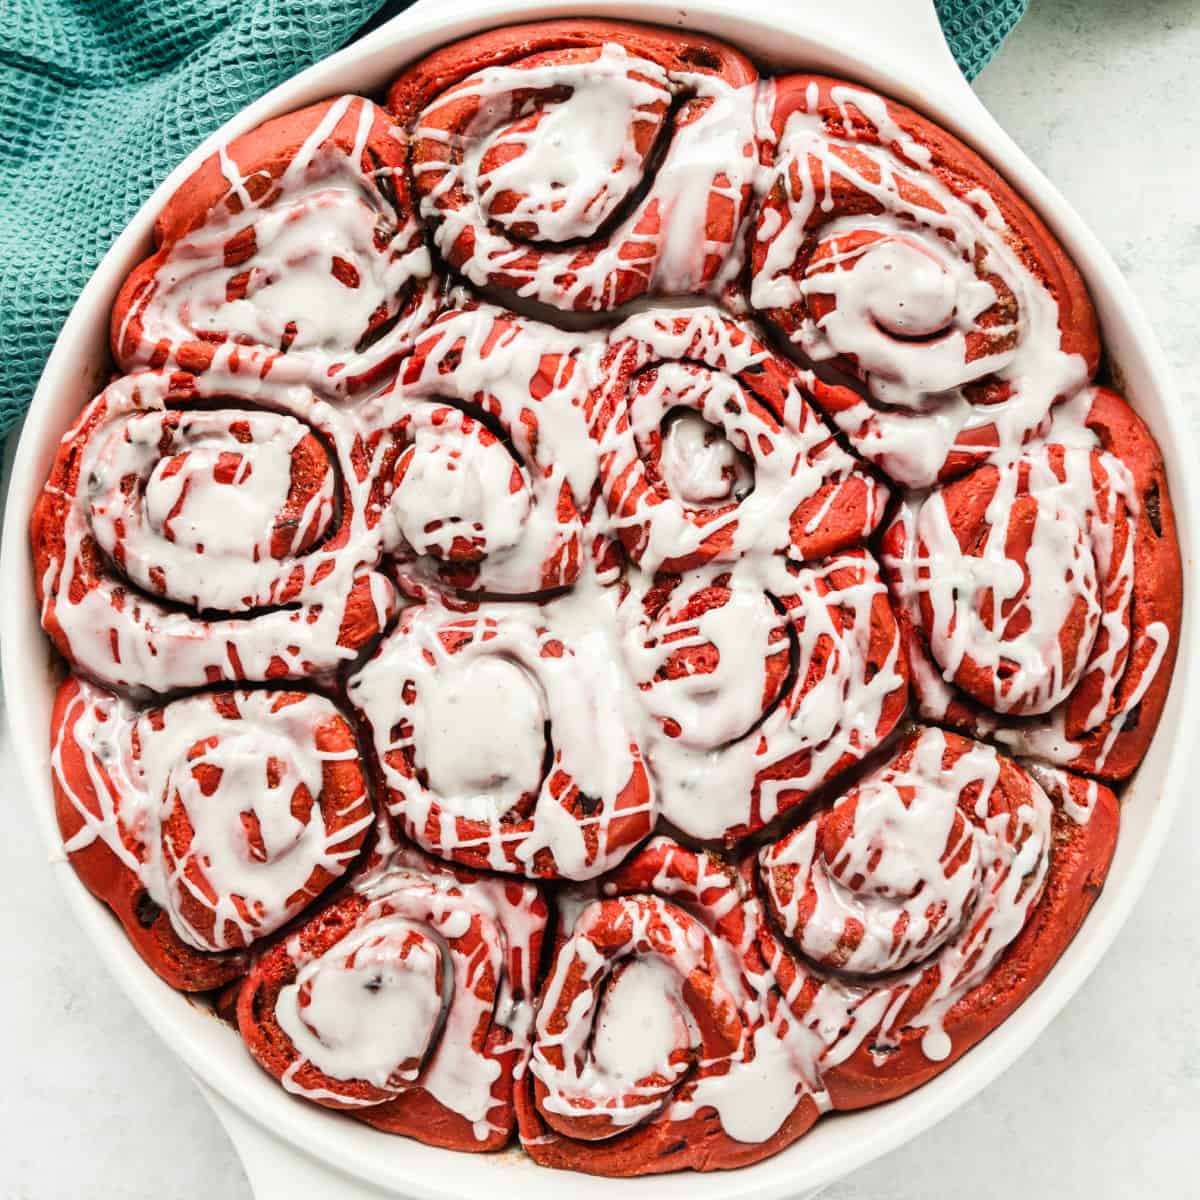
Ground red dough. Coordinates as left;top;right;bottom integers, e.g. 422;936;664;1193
380;305;592;597
591;308;889;572
754;729;1119;1110
516;838;819;1175
751;75;1101;488
31;368;396;694
628;548;909;841
881;387;1183;780
389;21;757;311
238;847;547;1151
113;96;436;392
50;678;373;991
347;607;655;881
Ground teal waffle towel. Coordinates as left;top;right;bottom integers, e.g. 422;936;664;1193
0;0;1027;437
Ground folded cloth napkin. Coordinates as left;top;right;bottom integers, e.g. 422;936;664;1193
0;0;1027;438
936;0;1029;79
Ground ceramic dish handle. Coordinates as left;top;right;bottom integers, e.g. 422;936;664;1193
201;1083;400;1200
203;1082;830;1199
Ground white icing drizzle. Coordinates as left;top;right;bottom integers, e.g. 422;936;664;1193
759;726;1053;1068
659;408;753;504
532;894;737;1129
882;394;1169;774
278;914;446;1092
592;304;887;573
752;80;1090;487
590;957;692;1082
346;589;654;880
388;406;533;566
994;622;1170;772
379;306;600;594
39;365;401;693
1023;761;1100;826
274;847;545;1141
52;680;372;953
118;95;438;395
85;407;334;612
620;549;906;840
411;43;758;309
528;838;817;1146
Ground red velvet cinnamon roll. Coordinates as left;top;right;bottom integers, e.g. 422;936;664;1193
50;677;374;991
113;96;438;393
621;548;908;841
238;844;547;1150
516;838;819;1175
388;21;758;310
881;388;1182;779
591;307;889;572
31;368;397;694
347;603;654;880
750;76;1100;488
379;305;594;596
753;726;1118;1109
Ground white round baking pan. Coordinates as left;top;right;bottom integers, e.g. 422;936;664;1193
2;1;1196;1196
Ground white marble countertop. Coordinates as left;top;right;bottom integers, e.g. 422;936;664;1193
2;1;1197;1196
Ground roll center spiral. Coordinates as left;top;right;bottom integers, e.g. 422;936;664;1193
914;447;1108;715
638;575;788;752
808;778;982;974
280;917;445;1089
659;409;753;507
591;958;693;1083
144;434;331;561
390;407;531;564
418;653;549;817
